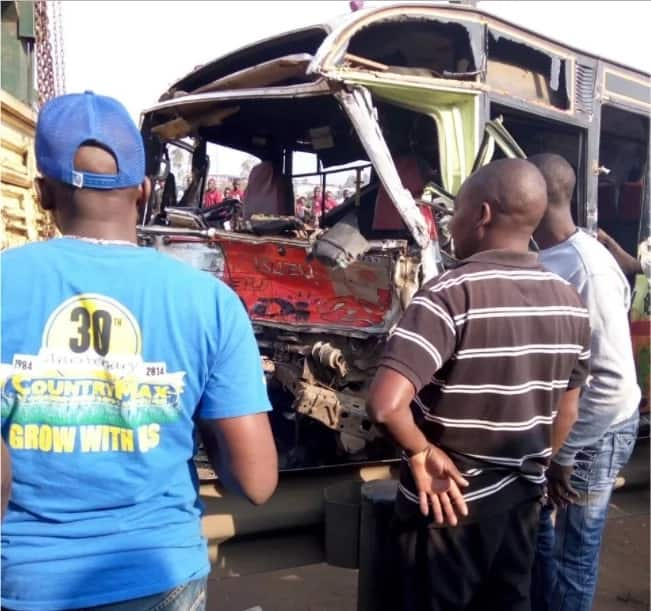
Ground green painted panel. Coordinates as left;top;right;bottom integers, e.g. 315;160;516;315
338;75;480;194
16;1;34;39
1;1;35;106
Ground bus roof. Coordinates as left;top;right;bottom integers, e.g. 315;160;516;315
165;2;649;97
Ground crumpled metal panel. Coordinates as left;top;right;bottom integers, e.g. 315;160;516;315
335;87;430;249
274;362;380;443
312;211;370;269
218;236;397;333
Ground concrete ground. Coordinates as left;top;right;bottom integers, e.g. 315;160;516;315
208;440;649;611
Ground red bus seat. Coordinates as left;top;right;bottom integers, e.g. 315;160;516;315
597;181;618;223
372;155;427;232
243;161;294;217
618;181;643;222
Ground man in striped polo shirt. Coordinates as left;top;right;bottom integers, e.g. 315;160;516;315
367;158;591;611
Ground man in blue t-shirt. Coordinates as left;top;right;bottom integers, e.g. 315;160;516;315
0;92;278;610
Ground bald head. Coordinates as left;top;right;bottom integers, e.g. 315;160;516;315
460;158;548;229
528;154;576;210
451;159;548;257
451;158;547;258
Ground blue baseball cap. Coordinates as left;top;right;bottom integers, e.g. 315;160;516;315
35;91;145;189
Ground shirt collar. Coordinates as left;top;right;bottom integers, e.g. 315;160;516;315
458;249;542;269
538;228;582;254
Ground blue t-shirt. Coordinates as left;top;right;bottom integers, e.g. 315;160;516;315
0;238;271;610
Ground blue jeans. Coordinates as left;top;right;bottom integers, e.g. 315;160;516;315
82;577;207;611
531;414;639;611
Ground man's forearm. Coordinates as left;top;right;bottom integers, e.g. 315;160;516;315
555;365;638;465
551;387;580;461
200;433;245;496
367;366;431;455
198;416;278;505
552;408;577;455
374;403;431;456
598;230;643;276
554;398;625;465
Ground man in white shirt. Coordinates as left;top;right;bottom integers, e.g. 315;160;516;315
529;153;640;611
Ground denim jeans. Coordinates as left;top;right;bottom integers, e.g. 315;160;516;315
82;577;207;611
531;413;639;611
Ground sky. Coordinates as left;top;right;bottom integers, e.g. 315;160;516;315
60;0;651;177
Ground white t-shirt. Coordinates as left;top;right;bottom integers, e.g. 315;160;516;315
538;229;641;464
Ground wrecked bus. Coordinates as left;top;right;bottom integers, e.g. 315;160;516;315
138;3;650;482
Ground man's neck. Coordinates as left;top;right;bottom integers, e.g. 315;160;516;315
534;205;577;250
476;231;532;256
58;219;138;244
535;223;577;250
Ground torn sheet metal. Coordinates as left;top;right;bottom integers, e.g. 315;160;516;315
309;5;485;76
335;86;430;248
464;20;485;75
485;118;526;159
216;237;397;334
141;80;331;119
470;117;525;175
277;374;380;443
190;54;315;95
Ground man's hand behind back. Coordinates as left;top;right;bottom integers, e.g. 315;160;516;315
408;445;469;525
546;460;579;509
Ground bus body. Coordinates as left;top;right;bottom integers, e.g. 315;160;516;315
139;3;650;494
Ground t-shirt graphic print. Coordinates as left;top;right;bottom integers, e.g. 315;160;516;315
2;293;185;455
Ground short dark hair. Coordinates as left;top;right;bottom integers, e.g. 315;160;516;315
528;154;576;207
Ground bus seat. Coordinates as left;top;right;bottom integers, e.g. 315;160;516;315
618;181;643;222
372;155;427;232
597;181;617;223
242;161;294;217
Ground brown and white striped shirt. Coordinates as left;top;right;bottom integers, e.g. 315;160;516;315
381;249;591;522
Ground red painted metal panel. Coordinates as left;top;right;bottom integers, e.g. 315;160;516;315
217;238;393;330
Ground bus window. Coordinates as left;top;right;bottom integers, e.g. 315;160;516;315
598;106;649;258
347;18;478;77
487;30;570;111
490;105;585;223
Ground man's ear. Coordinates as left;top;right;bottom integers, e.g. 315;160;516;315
35;177;54;211
136;177;151;210
476;201;492;228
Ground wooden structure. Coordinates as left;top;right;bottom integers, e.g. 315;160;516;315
0;90;55;250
